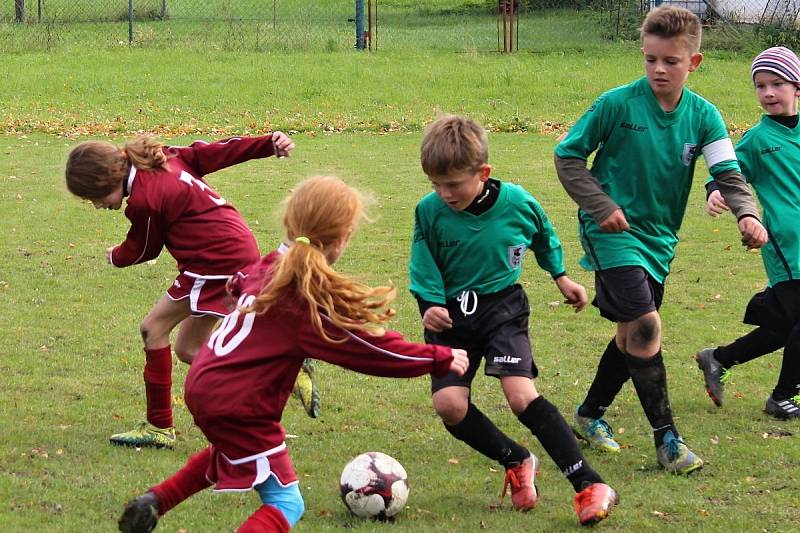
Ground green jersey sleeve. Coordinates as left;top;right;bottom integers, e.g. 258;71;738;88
408;205;446;304
528;199;565;277
555;92;617;160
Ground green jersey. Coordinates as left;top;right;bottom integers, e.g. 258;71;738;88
555;76;740;283
409;181;564;303
733;115;800;285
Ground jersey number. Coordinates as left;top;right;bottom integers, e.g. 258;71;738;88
208;294;256;356
179;170;226;206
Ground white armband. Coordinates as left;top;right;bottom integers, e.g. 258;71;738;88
702;138;736;168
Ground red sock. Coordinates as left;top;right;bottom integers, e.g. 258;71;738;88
149;447;212;515
237;505;290;533
143;346;173;428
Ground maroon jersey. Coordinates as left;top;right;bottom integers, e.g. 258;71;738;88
185;252;455;464
110;136;279;275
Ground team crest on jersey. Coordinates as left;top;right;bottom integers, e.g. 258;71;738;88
682;143;698;166
508;244;526;269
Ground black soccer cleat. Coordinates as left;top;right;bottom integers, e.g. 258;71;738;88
764;394;800;419
118;492;160;533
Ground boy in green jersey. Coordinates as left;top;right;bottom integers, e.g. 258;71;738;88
554;5;767;474
697;47;800;419
409;115;617;526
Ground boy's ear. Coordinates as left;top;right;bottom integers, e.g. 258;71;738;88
479;164;492;181
688;52;703;72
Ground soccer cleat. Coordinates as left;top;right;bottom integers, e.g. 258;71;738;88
501;452;539;511
110;422;176;449
574;482;618;526
293;358;320;418
695;348;731;407
764;394;800;419
656;431;703;475
118;492;159;533
573;410;621;453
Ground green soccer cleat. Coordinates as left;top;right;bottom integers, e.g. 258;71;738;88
293;358;321;418
110;422;176;449
573;409;621;453
656;431;703;475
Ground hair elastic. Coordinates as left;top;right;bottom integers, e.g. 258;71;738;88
294;236;311;245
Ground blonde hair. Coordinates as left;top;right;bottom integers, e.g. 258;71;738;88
247;175;396;342
65;136;169;200
421;115;488;177
640;5;702;54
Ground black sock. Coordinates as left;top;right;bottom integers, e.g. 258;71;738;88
518;396;604;493
626;351;676;448
444;403;528;468
578;338;630;419
715;327;785;369
773;327;800;400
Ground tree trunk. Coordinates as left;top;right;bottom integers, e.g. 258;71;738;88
15;0;25;23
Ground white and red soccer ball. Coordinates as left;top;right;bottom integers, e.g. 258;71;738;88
339;451;409;520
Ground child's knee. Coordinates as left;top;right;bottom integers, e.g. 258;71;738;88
629;314;660;348
432;393;468;424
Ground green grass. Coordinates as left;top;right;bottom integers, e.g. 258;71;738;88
2;130;798;532
1;8;798;533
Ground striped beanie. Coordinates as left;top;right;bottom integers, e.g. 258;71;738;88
751;47;800;85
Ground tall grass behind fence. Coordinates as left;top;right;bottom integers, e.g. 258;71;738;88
0;1;608;53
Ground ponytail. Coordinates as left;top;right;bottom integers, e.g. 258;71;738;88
123;136;169;170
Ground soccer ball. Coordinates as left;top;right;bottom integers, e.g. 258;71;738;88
339;451;409;520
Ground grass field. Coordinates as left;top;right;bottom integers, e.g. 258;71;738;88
2;6;799;533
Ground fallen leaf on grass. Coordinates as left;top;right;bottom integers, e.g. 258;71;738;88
448;458;460;464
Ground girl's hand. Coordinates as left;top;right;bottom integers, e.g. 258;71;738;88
448;348;469;376
105;246;115;264
554;275;588;312
423;306;452;332
271;131;295;158
706;190;729;217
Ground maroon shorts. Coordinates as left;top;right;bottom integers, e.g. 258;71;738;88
208;443;298;492
166;272;234;318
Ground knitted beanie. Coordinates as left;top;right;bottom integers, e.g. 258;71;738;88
751;47;800;85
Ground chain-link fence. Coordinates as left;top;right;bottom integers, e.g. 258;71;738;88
0;1;614;53
0;0;787;53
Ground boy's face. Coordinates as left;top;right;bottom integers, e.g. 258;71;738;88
428;164;491;211
754;71;800;116
641;35;703;104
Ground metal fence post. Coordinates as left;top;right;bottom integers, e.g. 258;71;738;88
355;0;365;50
128;0;133;45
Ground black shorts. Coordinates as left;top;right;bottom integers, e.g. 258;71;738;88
743;280;800;335
593;266;664;323
426;284;537;393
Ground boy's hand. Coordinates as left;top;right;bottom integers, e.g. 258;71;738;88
554;276;588;312
448;349;469;376
706;190;729;217
423;306;452;332
599;209;629;232
738;217;768;249
271;131;295;158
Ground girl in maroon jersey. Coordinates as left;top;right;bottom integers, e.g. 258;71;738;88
116;175;469;533
65;133;295;449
